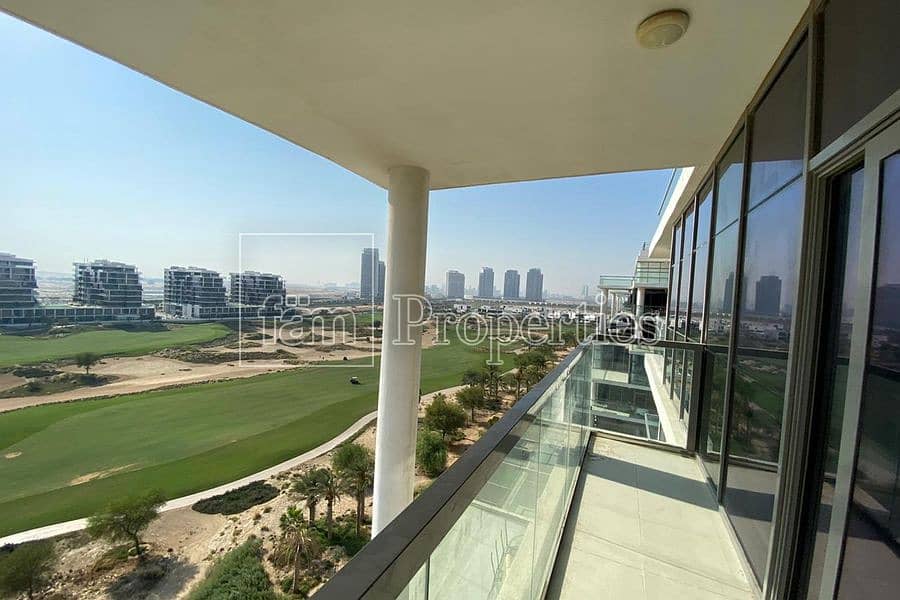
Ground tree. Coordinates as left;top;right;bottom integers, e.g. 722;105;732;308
481;363;501;406
293;468;326;524
416;430;448;477
455;385;485;422
460;369;483;387
87;490;165;558
423;396;467;440
318;468;342;540
75;352;100;375
0;540;55;600
332;443;375;536
275;506;321;595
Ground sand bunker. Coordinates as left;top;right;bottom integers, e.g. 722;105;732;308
70;463;139;486
4;452;22;459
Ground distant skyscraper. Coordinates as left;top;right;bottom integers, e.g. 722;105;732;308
376;260;386;302
446;270;465;299
754;275;782;316
525;268;543;301
503;269;520;300
478;267;494;298
581;284;590;301
360;248;379;301
723;272;735;313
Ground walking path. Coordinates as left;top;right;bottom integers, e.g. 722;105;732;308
0;410;378;546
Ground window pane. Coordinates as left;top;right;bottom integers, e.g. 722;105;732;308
821;0;900;148
691;185;713;341
747;40;807;211
700;349;729;487
837;152;900;598
715;130;746;233
723;39;807;583
706;223;738;346
805;165;863;599
697;185;713;248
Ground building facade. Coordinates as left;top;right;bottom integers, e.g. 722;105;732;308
0;252;38;308
445;269;465;299
525;267;543;301
477;267;494;298
502;269;520;300
164;266;227;316
360;248;384;302
229;271;285;306
73;260;143;307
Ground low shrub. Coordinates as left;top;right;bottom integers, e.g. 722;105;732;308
11;365;59;378
192;482;279;515
187;538;275;600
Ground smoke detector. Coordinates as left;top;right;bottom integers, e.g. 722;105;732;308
636;10;690;49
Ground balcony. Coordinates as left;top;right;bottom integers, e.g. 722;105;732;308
316;340;754;599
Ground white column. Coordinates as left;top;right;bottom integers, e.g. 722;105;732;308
372;165;430;535
636;287;646;317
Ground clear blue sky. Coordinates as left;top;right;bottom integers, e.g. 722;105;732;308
0;12;671;296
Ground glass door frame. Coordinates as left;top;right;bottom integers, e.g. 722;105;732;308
815;116;900;600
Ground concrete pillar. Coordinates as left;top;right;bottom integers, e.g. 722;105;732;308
636;287;646;317
372;165;430;535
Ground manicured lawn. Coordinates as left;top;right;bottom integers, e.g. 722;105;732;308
0;323;232;368
0;339;509;536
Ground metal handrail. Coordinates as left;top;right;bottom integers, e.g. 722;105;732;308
314;343;590;599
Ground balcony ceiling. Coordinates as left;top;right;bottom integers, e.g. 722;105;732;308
1;0;808;190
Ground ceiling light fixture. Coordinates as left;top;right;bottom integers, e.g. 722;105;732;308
636;9;690;49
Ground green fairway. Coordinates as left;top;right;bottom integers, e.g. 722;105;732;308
0;339;508;536
0;323;232;368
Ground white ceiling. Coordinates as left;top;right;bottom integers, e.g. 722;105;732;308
1;0;808;190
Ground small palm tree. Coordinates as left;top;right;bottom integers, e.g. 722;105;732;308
318;468;342;540
332;443;375;536
276;506;321;594
293;469;326;524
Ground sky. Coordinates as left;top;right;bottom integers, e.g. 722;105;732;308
0;13;672;296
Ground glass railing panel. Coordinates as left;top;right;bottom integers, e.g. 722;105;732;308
318;346;592;600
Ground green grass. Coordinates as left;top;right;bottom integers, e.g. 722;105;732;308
0;323;232;368
0;339;508;536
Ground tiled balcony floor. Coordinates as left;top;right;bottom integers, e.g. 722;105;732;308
546;436;756;600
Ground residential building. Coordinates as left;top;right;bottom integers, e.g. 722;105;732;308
8;1;898;598
445;269;465;299
73;260;143;307
502;269;520;300
754;275;782;316
228;271;285;306
525;267;543;301
163;266;227;316
0;252;37;307
477;267;494;298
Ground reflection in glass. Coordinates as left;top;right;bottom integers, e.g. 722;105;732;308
723;38;807;584
805;165;862;599
716;130;745;234
699;350;729;487
678;209;693;339
837;152;900;598
706;224;738;346
668;223;682;333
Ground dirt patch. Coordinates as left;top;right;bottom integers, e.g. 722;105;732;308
70;464;139;486
4;451;22;459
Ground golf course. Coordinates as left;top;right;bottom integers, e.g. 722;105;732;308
0;336;509;537
0;323;232;368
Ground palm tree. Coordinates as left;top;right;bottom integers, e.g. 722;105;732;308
482;363;501;406
318;468;342;540
332;443;375;536
276;506;321;594
511;368;528;399
293;469;326;524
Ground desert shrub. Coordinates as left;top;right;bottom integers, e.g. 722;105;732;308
423;397;467;440
312;514;368;557
192;481;279;515
25;380;42;392
11;365;59;378
187;538;275;600
106;556;171;600
92;544;131;573
416;430;448;477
